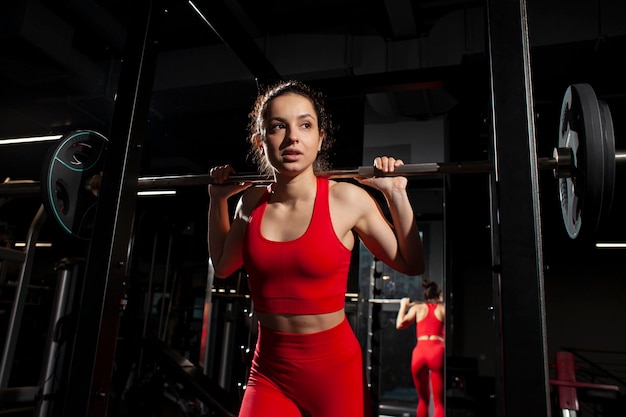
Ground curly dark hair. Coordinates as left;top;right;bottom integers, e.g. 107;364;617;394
246;80;335;178
422;279;442;302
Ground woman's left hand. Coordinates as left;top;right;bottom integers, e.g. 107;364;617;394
356;156;408;193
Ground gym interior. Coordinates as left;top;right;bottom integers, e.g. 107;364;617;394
1;0;625;416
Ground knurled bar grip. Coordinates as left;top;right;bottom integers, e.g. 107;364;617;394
136;157;559;189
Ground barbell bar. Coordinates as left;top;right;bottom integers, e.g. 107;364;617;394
1;84;620;241
368;298;403;304
367;298;442;305
135;84;623;241
136;157;561;188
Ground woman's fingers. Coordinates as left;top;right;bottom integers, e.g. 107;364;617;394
373;156;404;172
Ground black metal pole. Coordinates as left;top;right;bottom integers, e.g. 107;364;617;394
61;0;162;415
486;0;551;416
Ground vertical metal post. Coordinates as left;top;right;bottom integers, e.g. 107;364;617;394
364;259;377;388
364;258;382;415
145;232;158;332
34;258;83;417
555;352;579;416
218;302;234;389
0;204;46;387
486;1;551;416
60;0;162;415
199;259;215;374
158;233;174;340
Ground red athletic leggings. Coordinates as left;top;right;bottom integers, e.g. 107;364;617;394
411;340;444;417
239;318;371;417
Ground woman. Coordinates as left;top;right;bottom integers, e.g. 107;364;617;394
208;80;424;417
396;279;445;417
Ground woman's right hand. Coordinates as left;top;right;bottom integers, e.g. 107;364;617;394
208;164;252;199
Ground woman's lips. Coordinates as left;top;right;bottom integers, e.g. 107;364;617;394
282;149;302;161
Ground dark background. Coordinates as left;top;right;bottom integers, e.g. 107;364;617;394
1;0;625;416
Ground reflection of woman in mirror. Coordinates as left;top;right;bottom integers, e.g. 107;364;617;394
396;279;445;417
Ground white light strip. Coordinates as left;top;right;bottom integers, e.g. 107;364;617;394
596;242;626;249
0;134;63;145
14;242;53;248
188;1;226;44
137;190;177;196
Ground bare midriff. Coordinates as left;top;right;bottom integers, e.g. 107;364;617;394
418;335;445;342
256;309;345;334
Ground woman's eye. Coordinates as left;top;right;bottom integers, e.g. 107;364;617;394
270;123;284;131
302;121;312;129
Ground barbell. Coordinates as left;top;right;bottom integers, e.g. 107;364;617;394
140;83;623;241
368;298;404;304
3;83;620;240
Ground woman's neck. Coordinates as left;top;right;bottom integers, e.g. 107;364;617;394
271;171;318;203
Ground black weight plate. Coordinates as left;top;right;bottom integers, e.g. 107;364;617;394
558;84;605;240
598;99;616;222
42;130;108;239
558;86;582;238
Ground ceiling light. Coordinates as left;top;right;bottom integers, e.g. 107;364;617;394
14;242;53;248
595;242;626;249
0;135;62;145
137;190;176;196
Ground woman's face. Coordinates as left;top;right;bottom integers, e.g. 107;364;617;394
259;92;325;177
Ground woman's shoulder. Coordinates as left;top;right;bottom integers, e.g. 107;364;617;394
328;179;372;202
238;185;270;212
241;183;268;197
328;180;376;216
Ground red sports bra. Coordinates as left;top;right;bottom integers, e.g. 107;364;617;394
416;303;444;338
242;177;352;314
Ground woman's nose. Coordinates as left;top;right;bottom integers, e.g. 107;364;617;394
285;125;299;142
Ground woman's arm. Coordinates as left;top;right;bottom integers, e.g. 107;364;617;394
208;195;246;278
344;157;424;275
351;157;424;275
396;298;418;329
207;165;252;278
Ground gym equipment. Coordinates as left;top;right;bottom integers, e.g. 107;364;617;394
549;351;620;417
1;84;621;240
137;83;622;240
41;130;108;240
367;298;404;304
142;337;240;417
0;205;47;388
558;84;616;239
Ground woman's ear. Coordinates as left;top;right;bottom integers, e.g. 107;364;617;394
253;133;264;149
318;129;326;151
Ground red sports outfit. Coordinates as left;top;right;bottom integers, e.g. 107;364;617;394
241;177;370;417
412;303;444;417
